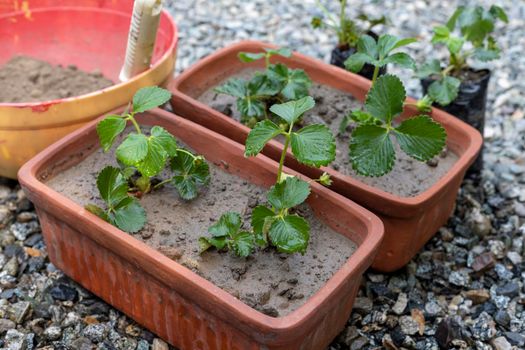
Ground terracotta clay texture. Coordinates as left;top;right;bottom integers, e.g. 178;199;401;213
18;108;384;350
169;41;483;272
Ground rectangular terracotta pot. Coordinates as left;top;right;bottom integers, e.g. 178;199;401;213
18;108;384;350
169;40;483;272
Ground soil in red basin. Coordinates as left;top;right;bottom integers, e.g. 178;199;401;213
0;56;113;103
198;68;459;197
46;130;357;317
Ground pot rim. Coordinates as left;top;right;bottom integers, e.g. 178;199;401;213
18;107;384;335
0;7;177;109
170;40;483;212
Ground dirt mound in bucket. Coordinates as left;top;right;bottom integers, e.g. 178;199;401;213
0;56;113;103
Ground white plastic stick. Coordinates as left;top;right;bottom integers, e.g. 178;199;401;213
119;0;163;82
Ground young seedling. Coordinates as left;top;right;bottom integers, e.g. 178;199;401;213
416;5;508;109
215;47;312;127
200;96;336;256
311;0;386;50
86;86;210;233
344;34;417;83
347;74;447;177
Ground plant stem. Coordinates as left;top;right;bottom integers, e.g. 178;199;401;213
127;114;142;134
371;66;380;85
265;54;270;68
153;178;171;190
340;0;347;30
177;148;198;160
276;123;294;183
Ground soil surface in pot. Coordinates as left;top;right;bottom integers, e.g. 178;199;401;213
46;130;356;317
0;56;113;103
198;68;459;197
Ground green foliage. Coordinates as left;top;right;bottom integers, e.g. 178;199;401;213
215;47;312;126
85;166;146;233
199;212;255;257
348;75;447;176
344;34;417;77
245;96;336;168
201;97;337;257
92;87;211;234
417;5;507;108
311;0;386;48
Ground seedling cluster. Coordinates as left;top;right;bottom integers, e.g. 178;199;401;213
311;0;386;50
86;87;210;233
200;96;335;257
215;47;312;127
417;5;508;108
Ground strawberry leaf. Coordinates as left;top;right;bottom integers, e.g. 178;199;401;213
344;52;373;73
151;126;178;157
97;116;126;152
245;120;282;157
199;236;227;252
96;166;129;207
269;215;309;254
85;204;110;222
267;64;311;100
238;52;265;63
416;59;442;78
394;116;447;162
269;96;315;125
170;152;210;200
365;74;405;124
208;212;242;238
291;124;335;167
428;76;461;106
267;177;310;210
265;47;292;58
251;205;275;237
133;86;171;114
116;133;149;166
382;52;416;70
111;197;146;233
349;124;395;177
229;231;255;257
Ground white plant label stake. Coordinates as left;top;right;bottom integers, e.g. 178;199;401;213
120;0;163;81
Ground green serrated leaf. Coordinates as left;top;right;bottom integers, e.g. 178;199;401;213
266;64;311;100
357;35;378;59
238;52;265;63
489;5;508;23
446;36;465;54
251;205;275;235
428;76;461;106
265;47;293;58
269;96;315;125
96;116;126;152
394;115;447;162
230;231;255;257
350;110;381;125
244;120;282;157
472;48;500;61
349;124;395;177
85;204;109;222
132;86;171;114
365;74;405;123
392;37;418;50
269;215;310;254
170;151;210;200
116;133;149;165
215;78;247;98
199;236;227;252
416;59;442;78
432;25;450;43
446;6;464;30
267;177;310;210
209;212;242;238
136;136;168;178
377;34;400;58
291;124;335;167
344;52;373;73
96;166;129;207
249;74;282;97
382;52;416;69
111;197;146;233
151;126;178;157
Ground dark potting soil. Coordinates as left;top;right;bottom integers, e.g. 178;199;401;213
46;130;357;317
198;68;459;197
0;56;113;103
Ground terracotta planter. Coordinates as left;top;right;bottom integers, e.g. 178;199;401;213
18;108;384;349
169;40;483;272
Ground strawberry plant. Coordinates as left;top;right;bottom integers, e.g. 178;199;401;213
344;74;447;177
200;96;335;257
344;34;417;83
215;47;312;127
311;0;386;50
86;86;210;232
416;5;508;109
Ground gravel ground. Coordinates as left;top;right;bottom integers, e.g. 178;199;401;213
1;1;524;349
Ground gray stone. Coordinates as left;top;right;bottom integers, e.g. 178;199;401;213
491;336;512;350
43;325;61;341
392;292;408;315
82;323;109;343
505;332;525;347
152;338;168;350
0;318;16;334
137;340;150;350
7;301;31;324
399;315;419;335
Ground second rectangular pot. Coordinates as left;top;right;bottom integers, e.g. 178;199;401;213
169;40;483;272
